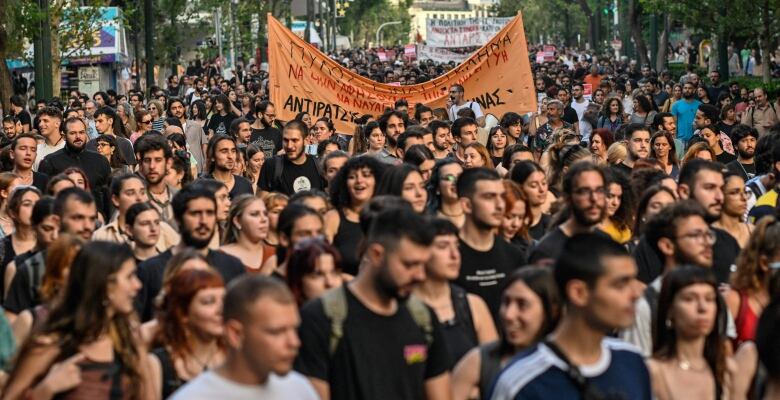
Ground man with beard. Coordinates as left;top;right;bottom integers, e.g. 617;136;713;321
428;120;452;159
10;133;48;191
4;188;98;316
33;107;64;171
258;120;324;196
447;84;485;127
532;100;572;156
614;123;651;175
135;183;245;321
168;97;209;174
676;159;739;283
671;81;702;143
135;134;178;227
201;135;253;199
249;101;283;159
726;125;758;181
743;87;780;137
379;110;407;158
38;117;111;216
456;168;526;317
295;207;452;400
1;115;19;148
621;200;714;355
529;162;608;263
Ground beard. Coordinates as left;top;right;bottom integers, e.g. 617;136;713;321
66;140;84;153
683;92;694;100
737;148;754;160
181;225;214;249
572;203;604;227
374;260;407;301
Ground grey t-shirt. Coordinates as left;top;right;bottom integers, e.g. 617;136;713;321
170;370;318;400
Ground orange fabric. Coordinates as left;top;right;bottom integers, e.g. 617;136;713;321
267;13;537;133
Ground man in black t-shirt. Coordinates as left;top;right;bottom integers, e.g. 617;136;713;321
258;120;324;196
201;134;253;199
295;207;451;400
135;184;244;321
676;159;739;283
529;162;608;263
613;123;650;175
726;124;758;181
250;101;283;158
456;168;526;316
9;94;31;132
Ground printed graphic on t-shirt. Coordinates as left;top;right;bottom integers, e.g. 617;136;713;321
403;344;428;365
293;176;312;192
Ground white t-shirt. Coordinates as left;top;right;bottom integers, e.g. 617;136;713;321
170;370;318;400
571;98;591;139
34;140;66;171
448;101;484;121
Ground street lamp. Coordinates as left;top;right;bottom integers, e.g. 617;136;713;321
376;21;401;47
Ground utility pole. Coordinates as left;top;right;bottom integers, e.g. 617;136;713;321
34;0;53;100
144;0;155;94
331;0;337;52
230;0;237;76
215;9;223;72
718;4;729;79
305;0;313;43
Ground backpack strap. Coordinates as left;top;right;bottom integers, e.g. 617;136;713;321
272;156;284;191
405;295;433;346
321;287;348;355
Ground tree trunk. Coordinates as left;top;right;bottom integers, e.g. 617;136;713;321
50;12;61;98
575;0;596;50
761;0;771;83
627;0;649;65
0;13;13;114
655;14;670;72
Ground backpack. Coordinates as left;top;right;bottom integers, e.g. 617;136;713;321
321;287;433;355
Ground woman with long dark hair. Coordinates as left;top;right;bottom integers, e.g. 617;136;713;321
630;94;657;126
427;158;465;228
2;241;153;399
486;126;508;167
510;161;553;240
149;268;226;398
649;266;734;400
206;94;236;136
650;130;680;178
452;267;561;400
597;97;625;133
376;163;427;214
600;167;635;244
325;156;385;275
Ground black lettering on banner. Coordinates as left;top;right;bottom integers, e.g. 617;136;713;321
471;88;507;111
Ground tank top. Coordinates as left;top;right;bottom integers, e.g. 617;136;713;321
332;209;363;276
152;347;186;399
441;284;478;369
243;244;277;274
734;290;760;347
55;353;128;400
478;341;503;400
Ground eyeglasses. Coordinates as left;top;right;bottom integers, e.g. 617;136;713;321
140;119;152;124
97;142;111;148
677;229;717;245
440;174;458;184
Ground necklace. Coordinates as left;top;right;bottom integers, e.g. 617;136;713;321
677;357;708;372
439;208;464;218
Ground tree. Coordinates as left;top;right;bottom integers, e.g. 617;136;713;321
338;0;412;47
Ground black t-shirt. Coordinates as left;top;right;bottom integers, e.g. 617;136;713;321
250;127;283;158
15;110;31;129
726;160;756;181
715;151;737;165
207;113;236;136
612;162;633;176
457;236;526;317
295;286;451;400
201;174;254;200
562;106;579;125
32;171;49;193
528;214;551;241
257;155;324;195
135;249;245;321
3;250;45;313
632;235;663;284
528;227;569;264
712;227;739;284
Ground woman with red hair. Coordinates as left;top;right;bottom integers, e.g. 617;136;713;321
286;237;344;305
589;128;615;165
149;268;226;398
499;180;533;258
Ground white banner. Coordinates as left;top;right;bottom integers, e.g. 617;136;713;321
416;45;470;64
426;17;512;48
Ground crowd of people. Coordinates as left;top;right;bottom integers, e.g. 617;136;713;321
0;45;779;400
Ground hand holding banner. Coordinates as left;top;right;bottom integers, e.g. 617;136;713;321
268;12;537;134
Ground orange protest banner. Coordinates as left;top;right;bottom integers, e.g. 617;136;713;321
268;12;536;134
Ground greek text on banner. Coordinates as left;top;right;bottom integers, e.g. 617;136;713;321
425;17;512;48
267;12;536;134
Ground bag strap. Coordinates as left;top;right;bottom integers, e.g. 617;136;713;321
543;340;604;400
406;295;433;346
321;287;348;355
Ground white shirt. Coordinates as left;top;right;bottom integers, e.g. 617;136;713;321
448;101;484;121
571;98;591;138
170;370;318;400
34;139;65;171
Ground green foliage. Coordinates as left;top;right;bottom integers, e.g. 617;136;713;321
338;0;412;47
494;0;587;44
